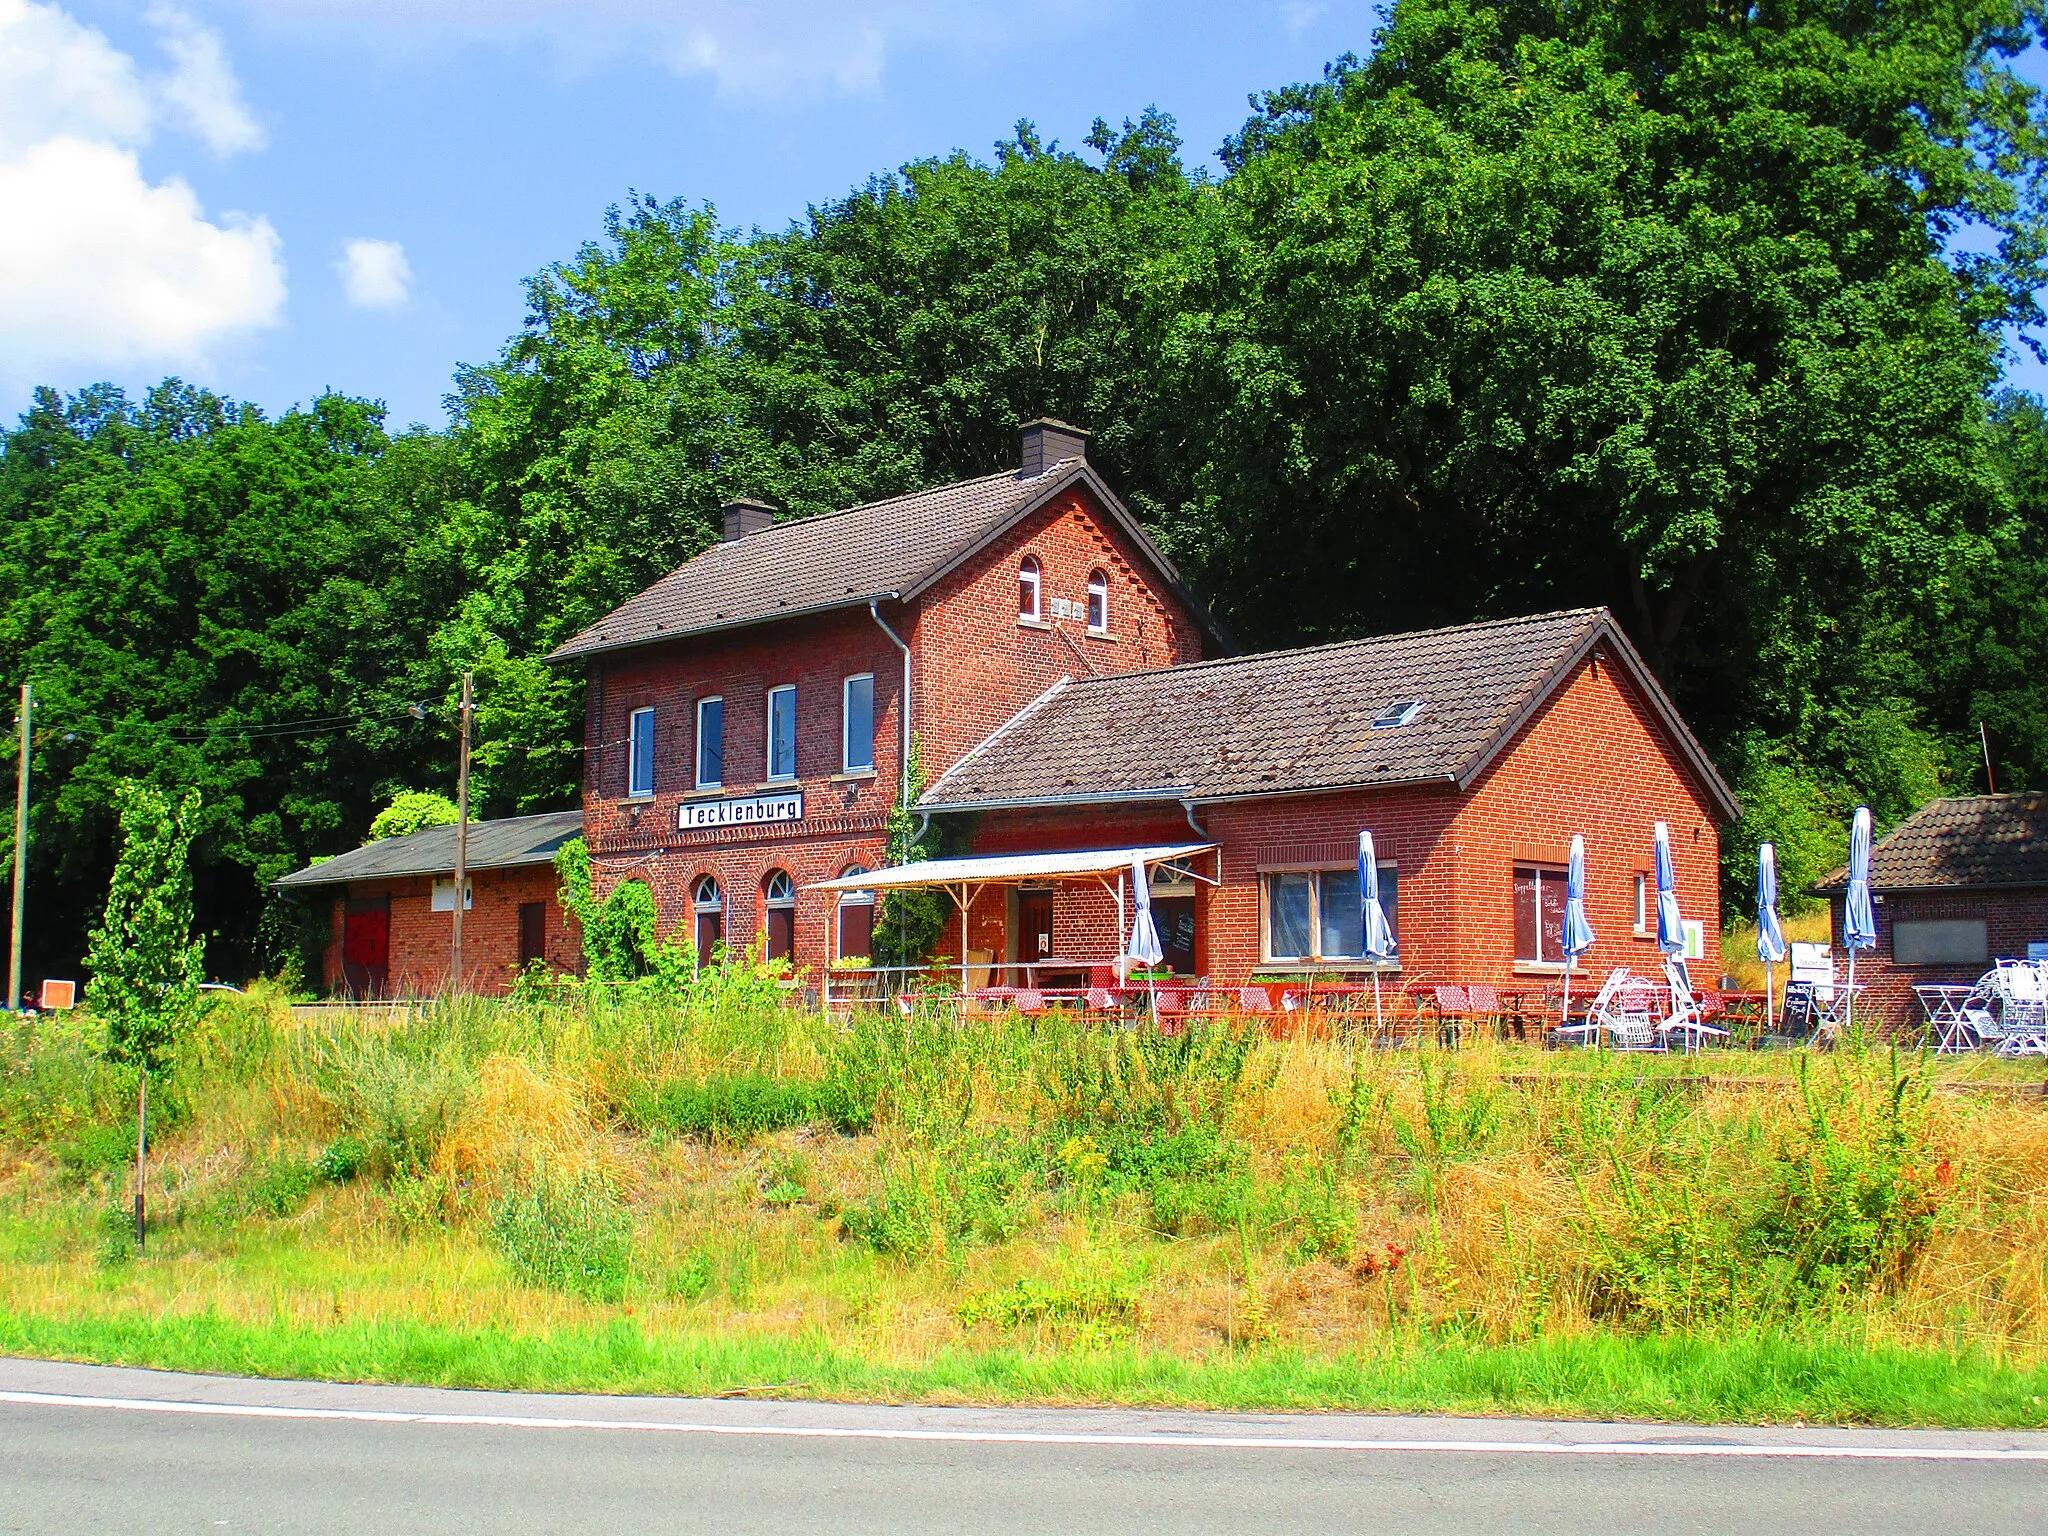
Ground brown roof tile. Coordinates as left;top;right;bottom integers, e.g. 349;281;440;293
548;459;1214;660
1815;794;2048;892
922;608;1737;816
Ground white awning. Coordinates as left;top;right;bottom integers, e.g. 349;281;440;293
807;843;1217;893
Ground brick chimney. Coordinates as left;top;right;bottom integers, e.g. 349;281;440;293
721;498;777;541
1017;418;1090;478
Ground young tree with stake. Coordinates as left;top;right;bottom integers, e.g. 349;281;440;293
84;783;203;1250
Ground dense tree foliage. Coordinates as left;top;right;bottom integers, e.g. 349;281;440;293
7;0;2048;974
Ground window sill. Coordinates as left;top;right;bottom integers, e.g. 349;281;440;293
1016;617;1051;630
681;786;726;800
1631;928;1656;941
619;795;656;807
1258;961;1402;973
1512;962;1581;976
831;769;878;783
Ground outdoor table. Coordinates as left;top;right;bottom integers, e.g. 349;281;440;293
1915;983;1982;1053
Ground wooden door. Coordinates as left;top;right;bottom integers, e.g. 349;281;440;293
518;901;546;968
1017;890;1054;973
342;898;389;997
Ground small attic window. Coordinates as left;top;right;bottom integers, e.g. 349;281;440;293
1372;700;1426;729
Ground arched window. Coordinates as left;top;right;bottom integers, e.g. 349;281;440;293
1086;569;1109;633
836;865;875;963
1017;555;1042;621
763;869;796;963
692;875;723;966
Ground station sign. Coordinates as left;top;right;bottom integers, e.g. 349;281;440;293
678;790;804;831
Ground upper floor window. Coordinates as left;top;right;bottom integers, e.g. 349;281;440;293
1632;873;1649;934
1086;569;1109;633
1018;555;1042;621
627;706;655;798
1264;865;1397;964
766;685;797;781
842;673;875;773
695;696;724;788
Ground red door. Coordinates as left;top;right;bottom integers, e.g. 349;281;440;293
342;898;389;997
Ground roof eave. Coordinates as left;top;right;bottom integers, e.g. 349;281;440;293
545;592;905;665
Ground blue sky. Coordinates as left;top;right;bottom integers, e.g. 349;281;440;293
3;1;2044;432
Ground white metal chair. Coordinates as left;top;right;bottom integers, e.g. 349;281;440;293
1658;958;1729;1052
1989;961;2048;1056
1564;967;1661;1050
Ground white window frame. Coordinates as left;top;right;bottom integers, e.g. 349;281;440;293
765;684;797;782
1260;865;1396;966
1018;555;1042;621
842;673;875;773
626;705;655;798
695;696;724;789
1633;873;1649;934
1086;569;1109;634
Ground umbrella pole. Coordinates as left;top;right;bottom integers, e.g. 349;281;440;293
1562;967;1571;1046
1372;970;1382;1035
1845;950;1856;1037
1765;960;1774;1039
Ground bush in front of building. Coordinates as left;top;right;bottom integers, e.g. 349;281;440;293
624;1074;873;1141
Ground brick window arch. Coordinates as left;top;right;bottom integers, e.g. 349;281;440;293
1018;555;1042;621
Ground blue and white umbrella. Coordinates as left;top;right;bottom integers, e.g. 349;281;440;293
1756;842;1788;1028
1844;807;1877;1031
1562;834;1595;1027
1359;831;1395;1028
1653;821;1687;957
1127;852;1165;1026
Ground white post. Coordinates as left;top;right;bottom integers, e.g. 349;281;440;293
959;882;969;998
7;681;27;1012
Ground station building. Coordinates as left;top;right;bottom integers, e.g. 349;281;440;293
553;421;1738;990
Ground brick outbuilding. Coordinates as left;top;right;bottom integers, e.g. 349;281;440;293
277;811;583;997
1814;794;2048;1032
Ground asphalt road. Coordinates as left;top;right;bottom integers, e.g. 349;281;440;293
3;1358;2045;1534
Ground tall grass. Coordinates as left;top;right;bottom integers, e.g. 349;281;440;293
4;981;2048;1421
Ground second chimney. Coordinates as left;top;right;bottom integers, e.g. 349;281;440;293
1017;418;1090;478
721;498;777;541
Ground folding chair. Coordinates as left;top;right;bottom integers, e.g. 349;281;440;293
1463;983;1501;1044
1013;988;1046;1016
1658;958;1729;1052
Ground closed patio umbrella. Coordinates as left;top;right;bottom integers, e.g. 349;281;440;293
1562;834;1595;1033
1756;842;1788;1032
1128;853;1164;1023
1844;807;1877;1034
1653;820;1690;1008
1359;831;1396;1029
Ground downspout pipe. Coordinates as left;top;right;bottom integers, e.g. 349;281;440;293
868;600;913;822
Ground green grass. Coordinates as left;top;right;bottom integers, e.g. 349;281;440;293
4;1307;2046;1427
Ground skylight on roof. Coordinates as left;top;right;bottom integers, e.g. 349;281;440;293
1371;700;1426;729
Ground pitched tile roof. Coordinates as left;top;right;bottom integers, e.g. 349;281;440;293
1813;794;2048;892
921;608;1739;818
548;459;1214;661
275;810;583;888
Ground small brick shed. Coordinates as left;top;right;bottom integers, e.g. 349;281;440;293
1814;794;2048;1033
277;811;583;997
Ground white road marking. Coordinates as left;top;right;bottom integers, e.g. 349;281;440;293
2;1389;2044;1461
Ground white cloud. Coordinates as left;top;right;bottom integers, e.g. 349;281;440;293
0;137;283;371
337;237;410;309
0;1;283;387
149;6;266;155
234;1;1083;100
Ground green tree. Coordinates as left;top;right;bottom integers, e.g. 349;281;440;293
85;782;204;1069
366;790;459;842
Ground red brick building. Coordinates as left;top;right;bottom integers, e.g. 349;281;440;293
899;608;1736;988
1816;794;2048;1031
551;417;1736;989
277;811;583;997
547;420;1221;968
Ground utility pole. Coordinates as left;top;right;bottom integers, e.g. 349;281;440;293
450;671;472;996
8;682;29;1012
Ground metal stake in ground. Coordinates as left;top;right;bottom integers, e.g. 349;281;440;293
8;681;28;1012
450;672;472;996
134;1065;146;1250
